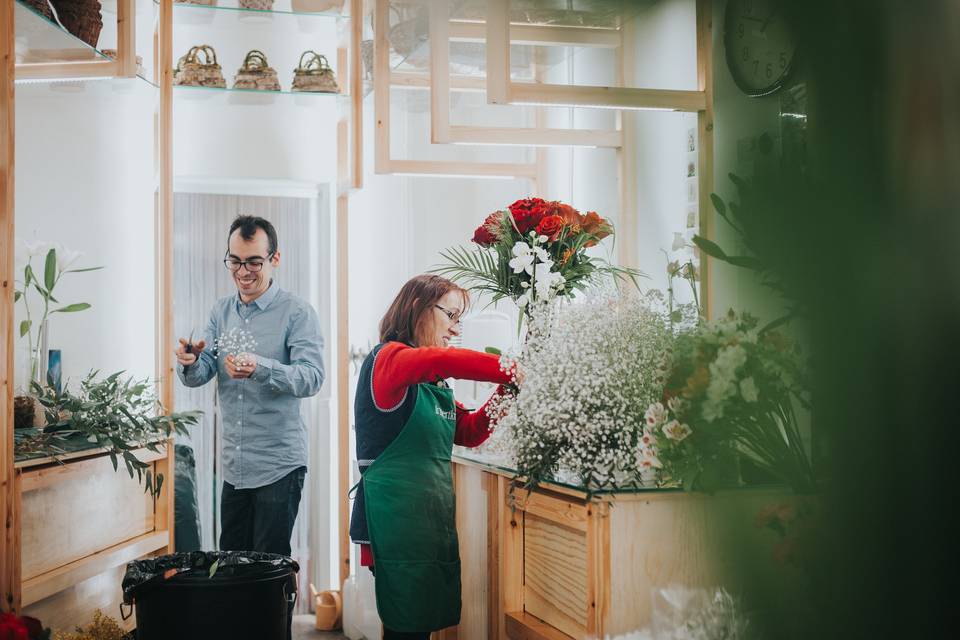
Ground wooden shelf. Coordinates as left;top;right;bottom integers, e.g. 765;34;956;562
22;529;169;606
505;612;575;640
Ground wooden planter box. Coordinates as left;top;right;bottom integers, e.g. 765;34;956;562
14;444;174;631
449;454;798;640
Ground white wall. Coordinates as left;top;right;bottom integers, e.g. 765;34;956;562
14;80;157;389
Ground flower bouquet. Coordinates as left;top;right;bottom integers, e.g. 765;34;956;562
434;198;643;327
642;311;816;493
485;291;675;491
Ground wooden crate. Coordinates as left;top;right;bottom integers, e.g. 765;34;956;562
451;457;798;640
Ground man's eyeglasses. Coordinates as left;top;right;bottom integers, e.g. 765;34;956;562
224;253;274;273
434;304;462;325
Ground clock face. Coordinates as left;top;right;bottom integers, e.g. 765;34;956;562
724;0;796;97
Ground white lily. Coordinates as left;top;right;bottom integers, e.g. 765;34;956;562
739;377;759;403
663;419;693;442
671;232;687;252
54;243;83;272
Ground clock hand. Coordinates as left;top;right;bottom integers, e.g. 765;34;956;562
760;7;779;32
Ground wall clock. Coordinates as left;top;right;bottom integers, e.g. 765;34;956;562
724;0;797;97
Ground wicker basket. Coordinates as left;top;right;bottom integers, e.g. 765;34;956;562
291;51;338;93
50;0;103;49
239;0;274;10
234;50;281;91
23;0;54;20
174;45;226;88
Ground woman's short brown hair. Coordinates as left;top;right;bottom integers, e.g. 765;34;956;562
379;275;469;346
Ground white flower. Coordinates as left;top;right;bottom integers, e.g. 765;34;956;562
739;377;759;403
667;396;687;415
537;234;549;244
533;263;560;298
509;242;535;275
671;232;687;252
533;245;551;263
644;402;668;428
637;451;663;470
639;429;658;449
54;243;83;272
516;291;531;308
663;419;693;442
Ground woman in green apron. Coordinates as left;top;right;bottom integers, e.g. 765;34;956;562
349;275;516;639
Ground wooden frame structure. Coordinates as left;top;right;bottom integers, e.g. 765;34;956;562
373;0;538;179
1;0;176;619
429;0;624;149
2;0;18;615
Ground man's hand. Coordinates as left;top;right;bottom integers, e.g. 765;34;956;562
176;338;206;367
225;353;257;379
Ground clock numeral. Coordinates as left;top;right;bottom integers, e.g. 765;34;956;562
737;22;745;38
766;62;773;78
780;52;788;69
742;47;750;62
752;59;759;75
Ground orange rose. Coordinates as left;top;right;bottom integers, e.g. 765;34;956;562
581;212;612;247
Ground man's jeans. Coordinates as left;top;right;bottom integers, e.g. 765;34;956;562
220;466;305;640
220;466;306;556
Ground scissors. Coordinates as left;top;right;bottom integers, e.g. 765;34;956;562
185;329;195;354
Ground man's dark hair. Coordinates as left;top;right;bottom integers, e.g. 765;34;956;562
228;215;278;255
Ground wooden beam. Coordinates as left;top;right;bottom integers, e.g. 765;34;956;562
387;159;537;179
350;0;363;189
450;21;620;48
696;0;715;320
13;59;120;82
373;0;390;174
21;530;169;606
484;0;510;105
157;0;175;555
20;447;168;493
116;0;137;78
447;125;621;149
1;0;18;613
509;83;707;112
429;0;452;144
336;195;350;587
616;14;638;269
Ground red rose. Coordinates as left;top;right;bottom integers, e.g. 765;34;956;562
0;613;29;640
472;211;504;246
507;197;548;234
535;215;564;241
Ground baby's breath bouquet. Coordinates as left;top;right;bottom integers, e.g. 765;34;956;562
487;291;678;490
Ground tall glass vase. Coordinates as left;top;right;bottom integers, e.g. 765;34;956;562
29;319;49;391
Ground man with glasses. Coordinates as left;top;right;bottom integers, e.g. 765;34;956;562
174;215;325;562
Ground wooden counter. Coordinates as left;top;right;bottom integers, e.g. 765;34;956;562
14;443;174;630
448;453;798;640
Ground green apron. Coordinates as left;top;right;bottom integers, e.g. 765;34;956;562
362;383;461;632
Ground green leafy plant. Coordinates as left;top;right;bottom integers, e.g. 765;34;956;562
694;174;805;332
15;371;201;498
14;240;102;385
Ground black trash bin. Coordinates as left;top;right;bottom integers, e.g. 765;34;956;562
122;551;298;640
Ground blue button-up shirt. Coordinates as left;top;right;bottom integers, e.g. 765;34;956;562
178;283;325;489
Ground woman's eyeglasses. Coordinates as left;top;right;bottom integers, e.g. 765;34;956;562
434;304;462;325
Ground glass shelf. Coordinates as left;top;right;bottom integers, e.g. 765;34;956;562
14;1;110;65
15;0;159;86
174;83;347;104
167;0;347;21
